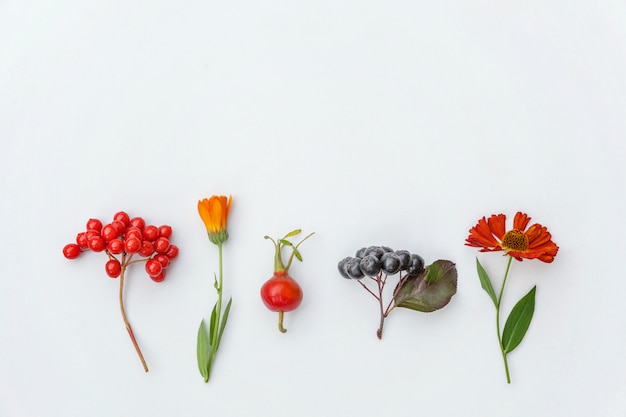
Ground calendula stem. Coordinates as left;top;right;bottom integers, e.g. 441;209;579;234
496;256;513;383
119;256;149;372
207;243;224;379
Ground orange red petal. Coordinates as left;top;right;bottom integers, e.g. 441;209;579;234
466;212;558;263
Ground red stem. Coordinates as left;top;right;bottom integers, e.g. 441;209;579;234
119;255;149;372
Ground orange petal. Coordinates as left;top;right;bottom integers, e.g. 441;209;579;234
513;212;531;231
487;214;506;240
466;216;502;250
197;199;211;229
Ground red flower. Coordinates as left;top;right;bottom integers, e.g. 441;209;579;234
465;212;559;263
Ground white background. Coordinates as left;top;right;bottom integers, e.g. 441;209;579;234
1;1;625;416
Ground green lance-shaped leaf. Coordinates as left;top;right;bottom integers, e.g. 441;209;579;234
217;297;232;349
394;260;458;312
197;320;210;381
284;229;301;237
501;286;536;354
476;258;497;307
209;302;218;341
279;239;293;247
293;248;302;262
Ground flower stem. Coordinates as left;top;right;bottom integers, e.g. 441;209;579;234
119;256;149;372
209;243;224;369
496;256;513;383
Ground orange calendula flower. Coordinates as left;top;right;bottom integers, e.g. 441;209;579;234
198;195;232;245
465;212;558;263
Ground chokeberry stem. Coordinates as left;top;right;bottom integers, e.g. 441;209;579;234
496;256;513;384
119;255;149;372
376;273;386;339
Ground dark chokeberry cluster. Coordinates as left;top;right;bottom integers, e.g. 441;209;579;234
62;211;178;282
337;246;425;280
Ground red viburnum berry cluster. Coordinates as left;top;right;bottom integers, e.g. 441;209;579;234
62;211;179;372
62;211;179;282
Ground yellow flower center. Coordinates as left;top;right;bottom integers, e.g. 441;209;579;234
502;229;529;252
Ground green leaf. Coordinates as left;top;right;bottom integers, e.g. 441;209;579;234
213;273;218;290
394;260;457;312
217;297;233;349
197;320;209;381
501;286;536;354
284;229;301;237
279;239;293;247
293;248;302;262
476;258;497;307
209;302;218;341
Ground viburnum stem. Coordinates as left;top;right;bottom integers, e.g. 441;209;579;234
118;256;149;372
496;256;513;384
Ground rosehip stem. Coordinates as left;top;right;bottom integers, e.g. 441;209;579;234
277;311;287;333
119;254;149;372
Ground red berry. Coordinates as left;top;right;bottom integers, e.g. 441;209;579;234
124;237;141;253
86;218;102;231
129;217;145;230
125;227;142;241
63;244;81;259
145;259;163;277
76;232;88;248
105;259;122;278
111;220;126;235
100;224;119;242
113;211;130;226
138;241;155;257
142;225;159;242
153;254;170;268
165;244;179;259
107;238;124;254
150;270;166;282
85;229;100;240
154;237;170;254
158;225;172;238
88;236;106;252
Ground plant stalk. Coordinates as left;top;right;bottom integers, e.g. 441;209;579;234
496;256;513;383
119;255;149;372
208;243;224;378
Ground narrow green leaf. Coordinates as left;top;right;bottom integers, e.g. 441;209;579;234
501;286;536;353
197;320;209;381
213;273;218;290
293;248;303;262
284;229;301;237
209;302;218;341
476;258;497;307
279;239;293;247
217;297;233;349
